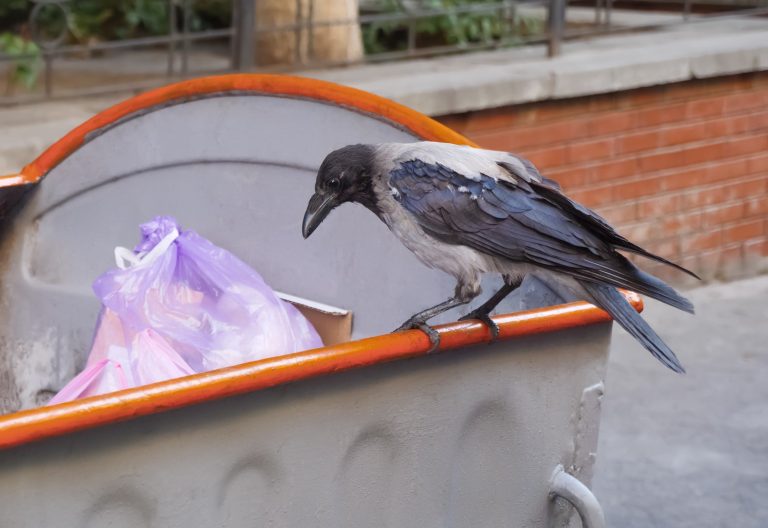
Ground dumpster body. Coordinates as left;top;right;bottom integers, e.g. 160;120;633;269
0;75;623;527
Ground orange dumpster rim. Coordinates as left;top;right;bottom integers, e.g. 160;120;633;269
0;295;641;451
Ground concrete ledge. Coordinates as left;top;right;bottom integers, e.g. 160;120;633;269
307;18;768;116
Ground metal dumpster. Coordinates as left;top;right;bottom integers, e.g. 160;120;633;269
0;74;628;527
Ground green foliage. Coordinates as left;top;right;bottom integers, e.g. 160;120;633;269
362;0;544;55
363;0;406;54
0;1;233;44
192;0;232;30
0;1;30;31
0;31;41;88
67;0;169;41
415;0;504;47
64;1;171;42
0;0;232;90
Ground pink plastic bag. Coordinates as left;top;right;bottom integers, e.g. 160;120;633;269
51;216;323;404
48;329;193;405
48;360;130;405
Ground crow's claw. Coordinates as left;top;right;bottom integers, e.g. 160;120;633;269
394;320;440;353
459;312;500;340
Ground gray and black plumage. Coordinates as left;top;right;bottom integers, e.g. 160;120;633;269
302;142;698;373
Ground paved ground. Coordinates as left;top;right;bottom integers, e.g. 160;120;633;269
594;275;768;527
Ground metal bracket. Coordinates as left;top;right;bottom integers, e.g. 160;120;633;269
549;465;606;528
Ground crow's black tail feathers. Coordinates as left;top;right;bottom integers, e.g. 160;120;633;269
580;280;686;374
617;243;701;281
525;178;701;281
627;266;695;314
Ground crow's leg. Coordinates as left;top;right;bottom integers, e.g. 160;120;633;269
394;280;480;353
395;297;467;350
459;275;523;339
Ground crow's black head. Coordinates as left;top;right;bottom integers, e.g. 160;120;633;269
302;144;376;238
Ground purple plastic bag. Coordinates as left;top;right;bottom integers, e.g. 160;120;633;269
51;216;322;403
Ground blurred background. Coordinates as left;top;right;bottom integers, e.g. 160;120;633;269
1;1;766;526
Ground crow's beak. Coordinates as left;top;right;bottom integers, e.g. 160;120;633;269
302;192;337;238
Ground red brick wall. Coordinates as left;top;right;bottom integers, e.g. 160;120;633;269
437;72;768;285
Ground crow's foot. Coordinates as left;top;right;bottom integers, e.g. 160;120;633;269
394;319;440;353
459;311;500;340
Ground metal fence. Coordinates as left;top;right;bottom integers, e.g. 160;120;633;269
0;0;766;105
0;0;249;103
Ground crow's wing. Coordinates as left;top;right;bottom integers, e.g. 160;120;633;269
388;158;694;312
498;161;699;279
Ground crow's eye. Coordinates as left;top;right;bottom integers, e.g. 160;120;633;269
328;178;341;191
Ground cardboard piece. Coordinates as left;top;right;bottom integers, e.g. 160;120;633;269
276;292;352;347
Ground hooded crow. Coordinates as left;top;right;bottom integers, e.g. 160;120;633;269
302;141;698;373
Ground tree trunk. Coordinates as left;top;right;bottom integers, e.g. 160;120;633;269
254;0;363;67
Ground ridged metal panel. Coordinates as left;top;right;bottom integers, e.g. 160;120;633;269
0;323;609;527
